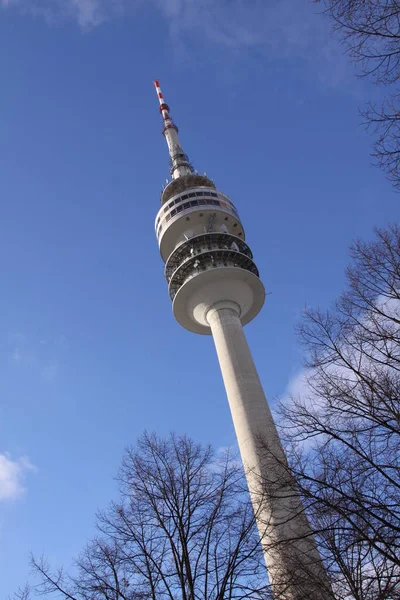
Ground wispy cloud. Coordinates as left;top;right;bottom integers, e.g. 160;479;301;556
42;360;60;381
284;296;400;405
0;0;351;86
11;348;22;362
280;295;400;449
4;332;67;381
0;453;36;502
0;0;124;27
283;369;310;405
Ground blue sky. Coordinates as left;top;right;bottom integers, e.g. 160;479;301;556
0;0;398;596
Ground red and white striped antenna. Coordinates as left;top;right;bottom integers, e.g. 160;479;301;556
153;80;178;135
153;80;193;180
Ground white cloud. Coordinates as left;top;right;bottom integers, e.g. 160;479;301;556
280;295;400;448
279;369;326;449
0;453;36;501
281;367;327;416
284;369;310;404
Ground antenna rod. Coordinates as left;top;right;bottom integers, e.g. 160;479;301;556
153;80;193;180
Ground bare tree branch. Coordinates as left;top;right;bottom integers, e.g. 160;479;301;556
317;1;400;188
27;433;270;600
277;223;400;599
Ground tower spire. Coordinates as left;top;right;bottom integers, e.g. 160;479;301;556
153;80;193;180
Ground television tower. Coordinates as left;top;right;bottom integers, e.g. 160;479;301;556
153;81;332;600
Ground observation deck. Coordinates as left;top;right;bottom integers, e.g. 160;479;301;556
155;175;265;334
166;232;258;300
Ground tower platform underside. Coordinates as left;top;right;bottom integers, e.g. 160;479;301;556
173;265;265;334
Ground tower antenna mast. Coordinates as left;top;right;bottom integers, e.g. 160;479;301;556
153;80;193;180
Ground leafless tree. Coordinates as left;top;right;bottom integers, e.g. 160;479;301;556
317;1;400;188
28;432;270;600
318;1;400;84
277;223;400;598
8;584;31;600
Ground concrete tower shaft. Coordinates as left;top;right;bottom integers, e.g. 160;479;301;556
153;82;333;600
207;303;332;600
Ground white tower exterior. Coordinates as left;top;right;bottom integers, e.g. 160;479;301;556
153;81;332;600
